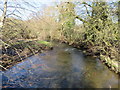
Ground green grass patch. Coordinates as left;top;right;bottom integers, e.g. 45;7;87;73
36;40;52;46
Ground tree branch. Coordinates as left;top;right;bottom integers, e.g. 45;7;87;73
0;0;8;29
82;2;92;7
84;5;90;17
75;15;87;23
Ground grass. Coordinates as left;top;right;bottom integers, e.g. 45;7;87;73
36;40;53;47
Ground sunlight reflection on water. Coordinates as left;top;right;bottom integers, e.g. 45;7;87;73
2;43;119;88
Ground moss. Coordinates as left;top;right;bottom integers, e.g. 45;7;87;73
36;40;52;46
100;54;119;73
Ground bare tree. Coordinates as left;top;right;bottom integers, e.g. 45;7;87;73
0;0;7;29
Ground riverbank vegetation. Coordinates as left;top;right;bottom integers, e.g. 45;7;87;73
1;0;119;73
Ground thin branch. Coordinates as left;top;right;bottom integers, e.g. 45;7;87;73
0;8;3;12
7;6;36;13
84;5;90;17
82;2;92;7
22;0;38;9
0;65;8;70
75;15;87;23
6;8;17;17
10;13;22;19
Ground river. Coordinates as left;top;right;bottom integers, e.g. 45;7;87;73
2;43;119;88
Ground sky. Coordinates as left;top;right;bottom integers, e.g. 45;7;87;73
0;0;56;20
0;0;118;21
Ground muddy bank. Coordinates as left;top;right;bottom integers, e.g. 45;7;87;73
1;40;53;70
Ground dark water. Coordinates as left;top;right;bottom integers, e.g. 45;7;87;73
1;43;119;88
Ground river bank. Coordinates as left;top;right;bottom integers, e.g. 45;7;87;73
1;40;53;70
61;40;119;74
1;39;119;74
2;42;119;88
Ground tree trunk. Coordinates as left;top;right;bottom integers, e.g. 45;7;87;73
0;0;8;29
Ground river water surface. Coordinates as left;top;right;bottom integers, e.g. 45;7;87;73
2;43;119;88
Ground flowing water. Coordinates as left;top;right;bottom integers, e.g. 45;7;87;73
1;43;119;88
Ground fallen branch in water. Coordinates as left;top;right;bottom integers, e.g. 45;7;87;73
0;65;7;70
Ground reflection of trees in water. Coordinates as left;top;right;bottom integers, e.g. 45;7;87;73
53;50;73;88
2;45;118;88
83;57;118;88
56;51;72;68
